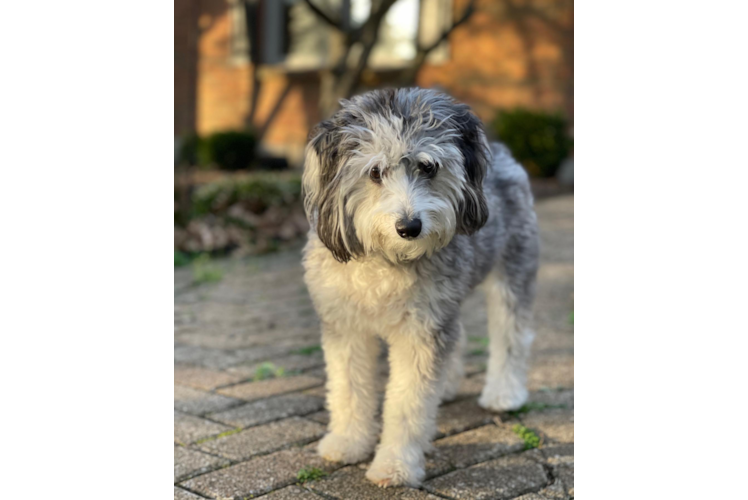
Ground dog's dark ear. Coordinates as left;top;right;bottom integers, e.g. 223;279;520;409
452;106;489;234
302;120;337;220
302;120;359;263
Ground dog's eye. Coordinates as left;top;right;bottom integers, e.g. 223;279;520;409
370;166;382;183
420;161;437;177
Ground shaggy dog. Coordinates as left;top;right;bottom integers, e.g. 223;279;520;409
302;88;539;487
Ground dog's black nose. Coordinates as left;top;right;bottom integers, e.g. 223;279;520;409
396;218;422;239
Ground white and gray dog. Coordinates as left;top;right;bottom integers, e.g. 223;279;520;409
302;88;539;487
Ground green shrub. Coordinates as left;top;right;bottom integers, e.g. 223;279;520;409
204;130;256;171
177;134;210;167
492;109;572;178
192;172;302;218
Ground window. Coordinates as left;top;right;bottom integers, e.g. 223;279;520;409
229;0;452;69
229;0;250;62
356;0;420;67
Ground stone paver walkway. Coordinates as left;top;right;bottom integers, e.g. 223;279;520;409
175;195;574;500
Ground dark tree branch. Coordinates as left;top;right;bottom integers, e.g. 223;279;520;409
302;0;343;31
243;0;261;126
417;0;476;53
256;81;293;142
401;0;477;85
335;0;398;100
247;67;261;127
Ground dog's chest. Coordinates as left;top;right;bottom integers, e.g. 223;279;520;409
304;243;425;331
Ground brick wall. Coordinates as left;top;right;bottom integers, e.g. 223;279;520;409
418;0;573;125
175;0;573;164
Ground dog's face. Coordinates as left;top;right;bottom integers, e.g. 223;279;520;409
303;88;489;263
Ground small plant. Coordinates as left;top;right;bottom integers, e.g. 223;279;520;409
296;467;327;483
492;108;572;178
192;253;224;284
569;311;574;325
293;345;322;356
512;424;542;450
253;362;286;381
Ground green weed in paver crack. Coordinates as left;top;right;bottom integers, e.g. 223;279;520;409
192;253;224;284
293;345;322;356
468;336;489;356
254;362;286;381
297;467;327;483
513;424;542;449
569;311;574;325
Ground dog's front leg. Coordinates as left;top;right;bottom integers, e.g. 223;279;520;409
318;324;381;464
366;328;445;487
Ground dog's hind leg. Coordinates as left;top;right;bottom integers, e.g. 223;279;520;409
478;268;535;412
318;325;381;464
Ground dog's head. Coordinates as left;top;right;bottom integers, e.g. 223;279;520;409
303;88;490;263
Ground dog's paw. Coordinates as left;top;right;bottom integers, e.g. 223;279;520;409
365;447;424;487
478;382;528;412
318;432;375;464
